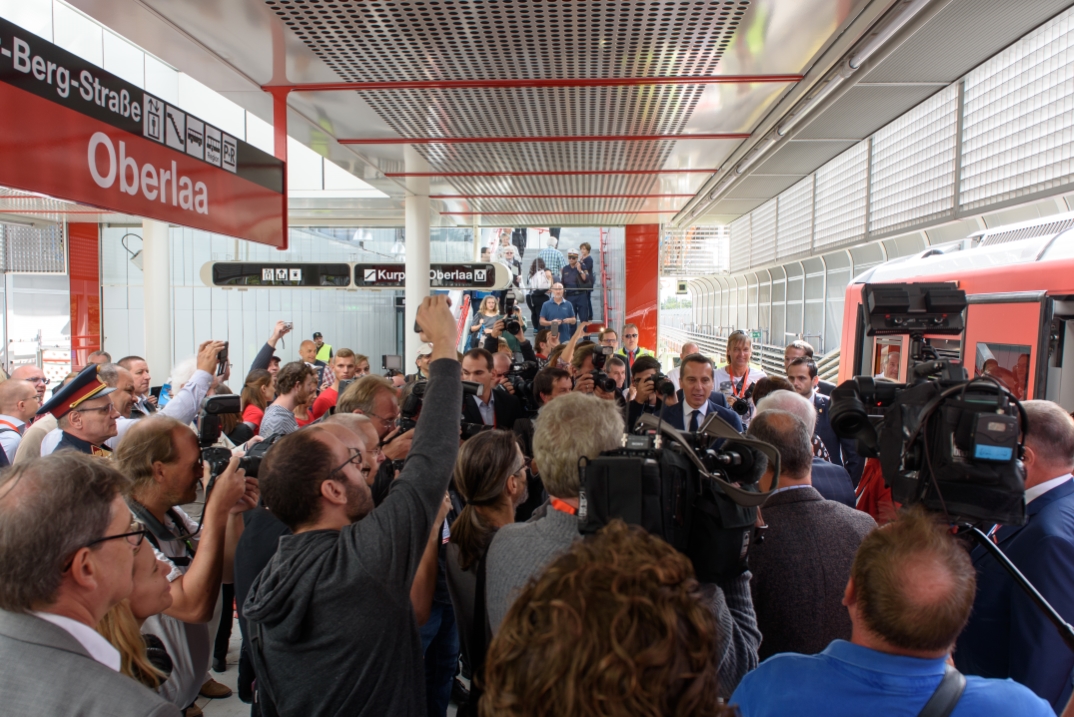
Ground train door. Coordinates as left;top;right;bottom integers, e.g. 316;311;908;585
962;292;1047;401
1044;297;1074;413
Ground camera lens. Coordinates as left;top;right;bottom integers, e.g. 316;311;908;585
731;398;750;415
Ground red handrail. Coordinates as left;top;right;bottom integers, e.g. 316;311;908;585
455;294;471;350
599;227;610;328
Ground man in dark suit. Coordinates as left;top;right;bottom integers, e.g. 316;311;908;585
787;357;863;485
746;410;876;660
955;400;1074;711
784;340;835;395
755;389;857;507
0;453;180;716
626;354;742;433
461;348;525;430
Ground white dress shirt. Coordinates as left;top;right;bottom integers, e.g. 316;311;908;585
475;392;496;426
107;369;214;448
0;413;26;459
32;611;121;671
1025;474;1073;504
682;400;709;431
668;365;682;392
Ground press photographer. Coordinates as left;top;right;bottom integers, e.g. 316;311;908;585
243;296;462;717
461;348;525;430
484;392;761;697
115;415;258;710
569;343;621;404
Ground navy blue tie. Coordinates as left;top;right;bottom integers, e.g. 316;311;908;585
688;410;700;432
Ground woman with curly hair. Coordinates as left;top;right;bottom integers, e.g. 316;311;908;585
481;520;739;717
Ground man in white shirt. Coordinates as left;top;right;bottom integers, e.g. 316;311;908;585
667;341;700;392
0;377;40;460
0;452;180;716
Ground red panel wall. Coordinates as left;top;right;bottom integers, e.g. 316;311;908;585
624;224;660;351
68;223;101;369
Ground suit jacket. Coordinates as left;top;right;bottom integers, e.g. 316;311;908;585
750;486;876;660
817;379;836;396
628;397;743;434
462;386;524;430
810;457;856;507
955;479;1074;709
0;609;180;716
675;388;729;409
813;393;864;485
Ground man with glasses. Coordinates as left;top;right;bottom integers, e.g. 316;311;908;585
11;364;50;403
244;296;463;717
0;452;182;716
37;365;119;457
115;415;256;712
615;323;655;370
0;377;40;461
338;374;414;504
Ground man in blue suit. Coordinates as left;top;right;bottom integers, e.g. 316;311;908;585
626;354;742;433
955;400;1074;711
787;357;864;485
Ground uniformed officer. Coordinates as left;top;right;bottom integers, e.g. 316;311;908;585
38;364;118;457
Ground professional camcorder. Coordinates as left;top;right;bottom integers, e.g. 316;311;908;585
198;395;275;480
829;283;1026;526
577;413;780;583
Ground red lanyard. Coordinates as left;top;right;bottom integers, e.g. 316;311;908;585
550;497;577;515
727;368;749;398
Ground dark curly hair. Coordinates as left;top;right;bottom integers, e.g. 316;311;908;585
480;520;736;717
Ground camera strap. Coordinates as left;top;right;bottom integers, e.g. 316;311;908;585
126;498;197;565
917;665;965;717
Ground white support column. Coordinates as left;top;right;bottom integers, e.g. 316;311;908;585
142;219;172;380
404;146;431;365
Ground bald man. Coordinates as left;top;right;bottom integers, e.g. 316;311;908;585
0;379;40;460
668;342;700;392
10;365;48;403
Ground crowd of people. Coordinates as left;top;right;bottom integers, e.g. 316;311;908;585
0;301;1072;717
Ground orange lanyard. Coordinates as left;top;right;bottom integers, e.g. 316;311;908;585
727;369;749;398
550;497;577;515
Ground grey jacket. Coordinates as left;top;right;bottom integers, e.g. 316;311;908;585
749;486;877;660
0;609;180;717
486;507;761;697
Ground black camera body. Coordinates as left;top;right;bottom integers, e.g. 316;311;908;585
650;372;676;398
590;370;617;393
591;345;614;371
730;382;755;416
399;379;482;433
577;415;778;583
198;395;273;480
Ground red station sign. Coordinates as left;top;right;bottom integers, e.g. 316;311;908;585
0;17;286;248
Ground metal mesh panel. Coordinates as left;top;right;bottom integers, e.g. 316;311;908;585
660;226;728;277
960;8;1074;210
729;214;751;273
750;198;778;267
3;224;66;273
776;175;814;259
980;217;1074;245
869;84;958;233
814;142;869;249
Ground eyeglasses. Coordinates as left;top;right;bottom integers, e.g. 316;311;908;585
74;403;115;415
327;447;364;480
624;334;639;339
27;377;50;385
371;411;400;426
87;521;148;549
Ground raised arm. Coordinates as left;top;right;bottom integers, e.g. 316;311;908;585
250;321;292;372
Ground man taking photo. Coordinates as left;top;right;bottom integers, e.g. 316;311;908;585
243;296;462;717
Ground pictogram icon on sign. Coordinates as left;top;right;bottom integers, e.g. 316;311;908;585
164;105;185;151
222;135;237;173
364;269;376;282
474;269;487;282
204;126;222;166
262;269;274;282
186;117;204;160
143;95;164;142
289;269;302;282
276;269;287;281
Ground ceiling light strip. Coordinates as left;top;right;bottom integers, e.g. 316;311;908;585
429;194;695;199
271;75;804;93
340;133;750;145
442;210;680;216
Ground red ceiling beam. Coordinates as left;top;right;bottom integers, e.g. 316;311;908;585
430;193;695;199
340;132;748;145
441;210;679;216
386;169;717;177
268;74;803;93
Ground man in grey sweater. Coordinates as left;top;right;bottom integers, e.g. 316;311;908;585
486;392;761;697
243;297;461;717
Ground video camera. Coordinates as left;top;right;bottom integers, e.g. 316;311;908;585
577;413;780;583
829;283;1026;526
198;395;275;480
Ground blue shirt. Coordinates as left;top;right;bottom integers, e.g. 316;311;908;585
730;640;1052;717
537;247;566;280
539;298;575;343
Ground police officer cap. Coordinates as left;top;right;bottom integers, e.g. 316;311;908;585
38;364;116;419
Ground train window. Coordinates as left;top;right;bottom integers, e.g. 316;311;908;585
975;342;1031;399
873;337;904;381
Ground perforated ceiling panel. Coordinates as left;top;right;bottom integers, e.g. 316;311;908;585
264;0;754;222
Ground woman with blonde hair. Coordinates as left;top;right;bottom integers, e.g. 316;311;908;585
469;295;504;350
96;524;174;690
